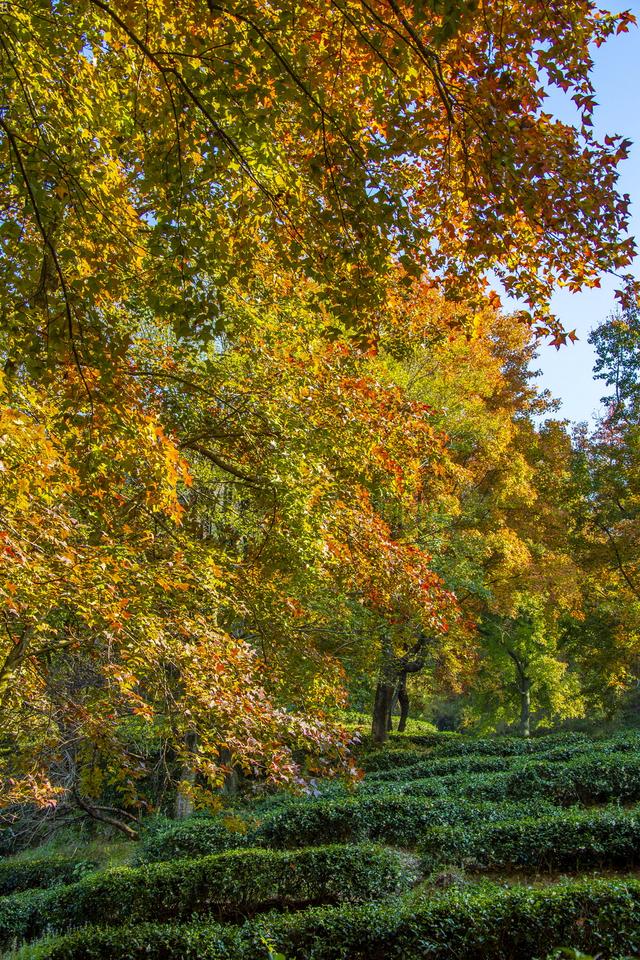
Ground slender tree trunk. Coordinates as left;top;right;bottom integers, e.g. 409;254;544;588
219;747;240;796
505;646;532;739
387;687;399;732
372;680;395;745
371;636;428;744
397;672;410;732
518;676;531;738
175;730;197;818
0;629;30;715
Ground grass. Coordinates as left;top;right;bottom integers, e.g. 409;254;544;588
1;830;135;871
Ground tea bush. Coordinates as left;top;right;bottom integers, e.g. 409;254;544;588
15;878;640;960
0;844;405;948
421;806;640;872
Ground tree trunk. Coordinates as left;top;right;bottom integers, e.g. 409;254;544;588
518;677;531;738
371;636;428;744
219;747;240;796
371;680;395;745
397;672;410;732
505;646;532;739
0;629;30;716
387;687;399;732
174;730;197;818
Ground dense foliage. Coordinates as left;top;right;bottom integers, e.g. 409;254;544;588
2;1;640;956
1;0;640;904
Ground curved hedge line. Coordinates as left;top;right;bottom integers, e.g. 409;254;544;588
385;730;594;756
0;858;96;897
367;752;510;783
0;844;405;949
14;878;640;960
504;753;640;805
366;737;640;783
360;753;640;807
136;795;561;858
252;794;560;849
421;806;640;872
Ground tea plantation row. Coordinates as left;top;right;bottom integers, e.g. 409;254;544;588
4;729;640;959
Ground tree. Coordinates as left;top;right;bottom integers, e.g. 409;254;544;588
0;0;638;810
475;597;584;737
367;302;597;733
560;296;640;716
0;358;360;821
0;0;635;379
1;288;465;810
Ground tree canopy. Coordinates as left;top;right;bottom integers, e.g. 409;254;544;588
1;0;639;825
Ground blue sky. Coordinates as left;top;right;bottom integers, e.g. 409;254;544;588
525;8;640;423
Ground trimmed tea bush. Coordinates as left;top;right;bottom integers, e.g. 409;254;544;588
390;730;593;756
504;753;640;805
368;754;640;806
16;878;640;960
0;844;406;948
0;858;96;896
421;806;640;872
366;735;640;782
253;793;560;848
366;753;510;781
138;816;253;863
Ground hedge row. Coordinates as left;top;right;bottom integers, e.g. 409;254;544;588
366;735;640;780
367;752;519;781
137;753;640;864
361;753;640;807
421;806;640;873
385;730;594;756
503;753;640;805
14;878;640;960
364;750;508;777
0;844;405;949
0;858;96;897
138;816;252;862
251;794;560;849
382;729;640;758
137;795;561;859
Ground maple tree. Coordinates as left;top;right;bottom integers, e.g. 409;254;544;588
0;0;639;820
563;299;640;712
374;306;588;733
0;356;360;824
0;0;636;372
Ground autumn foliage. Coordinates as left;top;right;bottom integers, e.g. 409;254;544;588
0;0;639;824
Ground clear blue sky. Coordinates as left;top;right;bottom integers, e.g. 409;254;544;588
525;8;640;423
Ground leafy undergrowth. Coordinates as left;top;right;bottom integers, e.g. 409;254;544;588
5;729;640;959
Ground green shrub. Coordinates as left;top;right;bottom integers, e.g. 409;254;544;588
362;747;436;772
17;878;640;959
421;806;640;872
392;730;592;755
137;815;253;863
368;753;640;806
252;793;560;848
9;922;238;960
504;753;640;805
366;734;640;781
0;858;96;896
0;844;405;948
366;753;509;780
368;769;513;800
